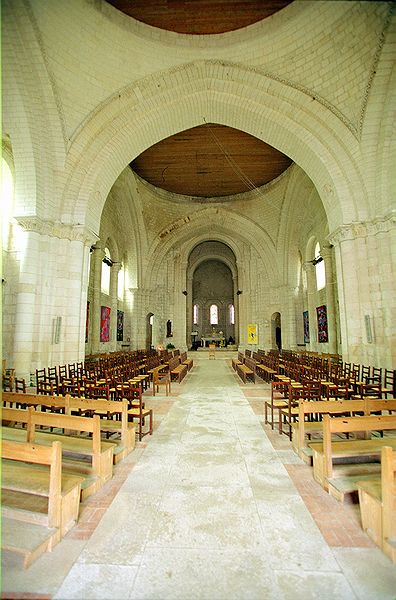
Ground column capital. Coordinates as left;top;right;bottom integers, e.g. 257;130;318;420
15;216;99;247
327;213;395;246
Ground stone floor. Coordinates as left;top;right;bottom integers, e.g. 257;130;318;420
2;353;396;599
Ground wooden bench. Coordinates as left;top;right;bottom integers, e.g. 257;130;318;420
309;413;396;501
358;446;396;564
180;351;193;371
147;362;169;382
2;439;83;568
293;398;396;461
256;361;277;383
292;399;367;460
3;392;136;463
232;357;242;371
169;356;188;383
236;358;255;384
2;390;67;411
67;397;136;463
2;407;115;500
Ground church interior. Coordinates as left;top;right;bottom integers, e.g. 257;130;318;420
1;1;396;598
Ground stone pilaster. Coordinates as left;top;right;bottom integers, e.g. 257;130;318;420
10;217;97;379
328;214;395;367
321;245;337;354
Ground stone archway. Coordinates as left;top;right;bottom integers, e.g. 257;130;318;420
271;312;282;351
146;312;154;350
62;61;366;235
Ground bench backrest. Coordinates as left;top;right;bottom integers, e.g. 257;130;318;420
244;357;256;372
365;399;396;412
168;356;181;370
298;399;366;452
2;391;67;410
382;446;396;552
67;397;129;441
2;407;103;467
323;414;396;480
2;438;62;528
27;406;101;454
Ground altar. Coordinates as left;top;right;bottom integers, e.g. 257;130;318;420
201;336;225;347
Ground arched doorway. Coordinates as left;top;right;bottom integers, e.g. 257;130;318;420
146;312;154;350
271;312;282;351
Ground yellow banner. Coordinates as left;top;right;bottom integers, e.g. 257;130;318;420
247;323;258;344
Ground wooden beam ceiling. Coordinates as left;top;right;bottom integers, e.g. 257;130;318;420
131;125;292;198
106;0;293;35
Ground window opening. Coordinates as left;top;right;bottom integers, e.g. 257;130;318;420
229;304;235;325
193;304;199;325
101;247;111;295
314;242;326;290
210;304;218;325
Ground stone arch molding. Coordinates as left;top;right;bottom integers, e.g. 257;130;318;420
63;61;367;234
144;206;279;290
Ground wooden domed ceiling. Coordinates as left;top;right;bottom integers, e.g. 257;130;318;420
106;1;294;198
106;0;293;35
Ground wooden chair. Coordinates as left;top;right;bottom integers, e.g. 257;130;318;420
278;383;304;439
127;389;153;441
87;384;110;401
264;379;291;430
368;367;382;385
58;364;68;382
3;368;15;391
152;368;171;396
382;369;395;398
208;343;216;359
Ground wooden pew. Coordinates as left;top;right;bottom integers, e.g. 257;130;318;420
310;413;396;502
2;390;66;411
2;439;83;568
358;446;396;564
2;407;115;500
180;351;193;371
67;397;136;463
169;356;188;383
293;398;396;461
255;356;277;383
236;357;255;384
2;392;135;464
232;355;243;371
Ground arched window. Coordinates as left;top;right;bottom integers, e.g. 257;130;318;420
315;242;326;290
101;247;111;295
229;304;235;325
210;304;218;325
193;304;199;325
2;157;14;249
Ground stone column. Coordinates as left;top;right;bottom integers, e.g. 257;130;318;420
110;262;121;349
321;245;337;354
328;216;395;367
172;255;188;351
9;218;97;380
306;263;318;351
186;274;193;348
285;285;298;350
91;244;105;354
